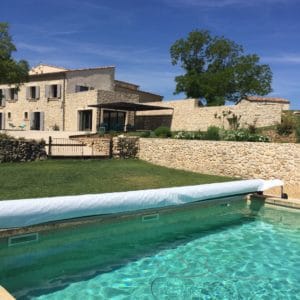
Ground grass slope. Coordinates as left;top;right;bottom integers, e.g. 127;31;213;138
0;159;235;200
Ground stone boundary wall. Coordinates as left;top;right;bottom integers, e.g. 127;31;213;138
71;136;111;157
0;138;46;162
139;138;300;198
136;99;285;131
112;136;139;158
71;135;140;158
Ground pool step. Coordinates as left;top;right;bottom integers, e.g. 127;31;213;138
0;286;15;300
8;232;39;246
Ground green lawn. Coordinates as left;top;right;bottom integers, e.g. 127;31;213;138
0;159;235;200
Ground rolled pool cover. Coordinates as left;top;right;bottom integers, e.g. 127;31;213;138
0;179;283;229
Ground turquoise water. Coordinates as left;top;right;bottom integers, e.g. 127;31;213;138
23;208;300;299
1;200;299;299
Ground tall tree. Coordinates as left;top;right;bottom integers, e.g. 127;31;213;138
170;30;272;106
0;22;29;85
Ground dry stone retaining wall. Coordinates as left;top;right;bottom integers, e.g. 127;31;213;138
139;138;300;198
0;138;46;162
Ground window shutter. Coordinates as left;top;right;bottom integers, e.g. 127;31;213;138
14;89;18;100
4;89;10;100
26;87;30;99
2;94;6;107
36;86;40;99
45;85;50;98
39;112;45;131
30;112;35;130
57;85;61;98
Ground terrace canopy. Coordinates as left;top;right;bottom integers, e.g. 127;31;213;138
88;102;173;131
88;101;173;111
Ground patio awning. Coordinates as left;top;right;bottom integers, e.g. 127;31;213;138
88;102;173;111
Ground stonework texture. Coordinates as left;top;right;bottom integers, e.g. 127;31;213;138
0;138;46;162
71;136;111;157
0;79;65;131
136;98;287;131
0;65;160;134
139;138;300;198
112;136;139;158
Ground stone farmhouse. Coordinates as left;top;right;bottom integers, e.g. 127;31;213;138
0;64;163;133
0;64;290;135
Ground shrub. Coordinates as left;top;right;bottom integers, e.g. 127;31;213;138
154;126;171;138
276;113;295;136
174;131;208;140
117;137;139;159
0;133;11;140
248;124;257;134
205;126;220;140
296;125;300;143
222;129;270;142
140;131;151;138
52;124;60;131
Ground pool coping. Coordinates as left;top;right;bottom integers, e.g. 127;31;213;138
252;194;300;210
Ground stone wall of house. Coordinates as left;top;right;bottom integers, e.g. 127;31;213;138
65;90;99;132
139;138;300;198
64;90;139;132
0;79;65;131
97;90;139;104
136;98;286;131
66;67;115;93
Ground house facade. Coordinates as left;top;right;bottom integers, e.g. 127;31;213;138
0;64;291;135
0;64;163;132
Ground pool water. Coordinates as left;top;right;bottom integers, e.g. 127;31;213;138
32;216;300;299
1;199;300;299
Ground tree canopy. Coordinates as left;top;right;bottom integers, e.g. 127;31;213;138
170;30;272;106
0;22;29;85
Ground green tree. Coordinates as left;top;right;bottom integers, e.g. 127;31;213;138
0;22;29;85
170;30;272;106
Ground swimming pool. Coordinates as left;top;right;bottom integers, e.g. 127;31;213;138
1;196;299;299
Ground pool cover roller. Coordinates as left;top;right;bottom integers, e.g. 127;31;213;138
0;179;283;229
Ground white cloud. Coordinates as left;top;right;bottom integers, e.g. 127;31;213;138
54;40;170;65
263;54;300;64
16;42;57;53
165;0;292;8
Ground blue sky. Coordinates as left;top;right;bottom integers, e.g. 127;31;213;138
1;0;300;109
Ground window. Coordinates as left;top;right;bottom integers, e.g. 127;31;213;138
30;112;44;130
26;86;40;100
45;84;61;99
7;88;18;101
8;112;11;119
75;85;90;92
24;112;28;120
78;110;93;131
0;89;5;106
103;110;126;131
0;112;4;130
